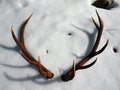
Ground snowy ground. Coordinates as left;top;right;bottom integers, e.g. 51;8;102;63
0;0;120;90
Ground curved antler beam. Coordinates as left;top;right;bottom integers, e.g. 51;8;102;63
61;10;109;81
11;15;54;79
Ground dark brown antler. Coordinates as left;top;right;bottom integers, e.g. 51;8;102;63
11;14;54;79
61;10;109;81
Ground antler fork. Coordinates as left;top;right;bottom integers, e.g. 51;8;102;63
61;10;109;81
11;14;54;79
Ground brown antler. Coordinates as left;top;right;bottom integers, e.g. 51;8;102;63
11;14;54;79
61;10;109;81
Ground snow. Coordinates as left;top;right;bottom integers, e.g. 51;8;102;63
0;0;120;90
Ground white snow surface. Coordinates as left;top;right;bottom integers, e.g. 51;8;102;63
0;0;120;90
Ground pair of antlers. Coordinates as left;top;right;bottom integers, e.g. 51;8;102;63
11;10;108;81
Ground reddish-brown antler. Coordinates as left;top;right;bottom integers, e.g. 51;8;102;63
11;15;54;79
61;10;109;81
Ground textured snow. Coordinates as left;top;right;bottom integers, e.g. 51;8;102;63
0;0;120;90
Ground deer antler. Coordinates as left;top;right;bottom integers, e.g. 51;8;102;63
11;14;54;79
61;10;109;81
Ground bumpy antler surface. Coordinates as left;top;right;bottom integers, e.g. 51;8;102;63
11;15;54;79
61;10;109;81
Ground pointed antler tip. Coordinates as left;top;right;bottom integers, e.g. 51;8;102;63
105;39;109;46
73;60;76;72
31;13;33;16
29;13;33;19
106;39;109;45
38;56;41;63
95;10;99;16
95;9;98;13
30;14;33;18
95;58;97;61
91;17;94;21
11;25;13;30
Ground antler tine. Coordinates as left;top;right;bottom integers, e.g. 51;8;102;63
91;10;109;56
11;15;54;79
19;14;36;61
77;58;97;69
20;14;33;45
91;10;104;53
11;26;21;46
61;10;109;81
95;40;108;56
